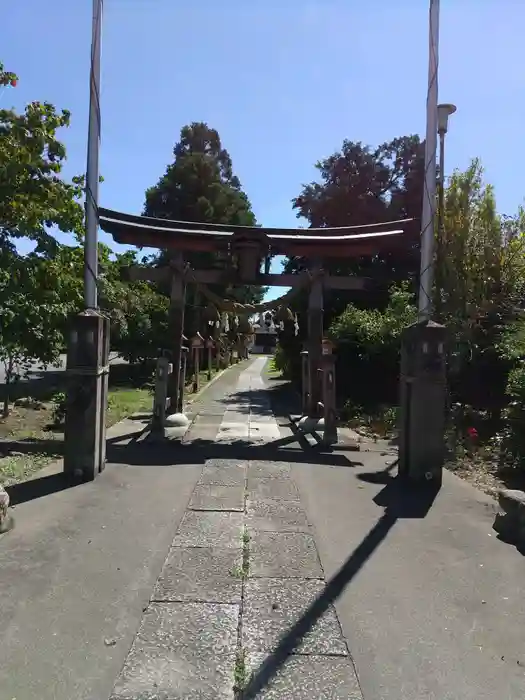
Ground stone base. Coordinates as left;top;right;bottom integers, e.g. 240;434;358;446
297;416;325;432
165;412;190;428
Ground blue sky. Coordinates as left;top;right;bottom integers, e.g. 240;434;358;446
3;1;524;301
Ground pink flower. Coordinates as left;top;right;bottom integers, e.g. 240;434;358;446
467;427;478;439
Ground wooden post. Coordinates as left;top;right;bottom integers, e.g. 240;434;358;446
308;261;324;417
168;252;186;413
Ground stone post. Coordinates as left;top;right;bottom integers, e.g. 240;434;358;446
215;340;223;372
398;320;447;485
177;346;189;414
64;311;110;481
301;349;309;415
191;333;204;393
152;357;172;431
321;341;337;446
206;338;214;381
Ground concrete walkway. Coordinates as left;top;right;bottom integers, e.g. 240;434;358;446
1;356;525;699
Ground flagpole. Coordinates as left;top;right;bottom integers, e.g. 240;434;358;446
84;0;103;310
418;0;440;320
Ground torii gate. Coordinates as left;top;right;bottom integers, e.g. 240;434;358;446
97;209;413;434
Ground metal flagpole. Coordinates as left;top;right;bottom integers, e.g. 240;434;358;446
418;0;440;320
84;0;103;310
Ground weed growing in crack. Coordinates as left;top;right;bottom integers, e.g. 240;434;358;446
234;647;249;695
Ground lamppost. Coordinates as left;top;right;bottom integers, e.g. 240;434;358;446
435;103;456;316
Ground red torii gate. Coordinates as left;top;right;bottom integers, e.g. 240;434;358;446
98;208;413;429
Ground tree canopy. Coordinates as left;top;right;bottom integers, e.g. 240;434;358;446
144;122;266;307
286;135;424;309
0;69;85;253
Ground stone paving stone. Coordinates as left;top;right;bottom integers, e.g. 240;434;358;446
243;578;347;656
152;547;242;603
189;484;245;511
248;461;291;479
199;461;247;486
110;603;237;700
247;478;300;502
245;653;363;699
246;499;310;533
172;511;244;549
249;531;323;578
217;423;250;438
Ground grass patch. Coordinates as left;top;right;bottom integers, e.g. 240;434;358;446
0;452;58;487
106;387;152;425
267;356;280;375
0;385;153;487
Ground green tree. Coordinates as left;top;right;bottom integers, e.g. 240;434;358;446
99;249;170;364
144;122;266;311
0;78;85;252
0;245;83;415
438;160;525;414
287;135;424;305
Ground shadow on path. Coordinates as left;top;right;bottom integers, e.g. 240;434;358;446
7;472;81;506
243;471;439;698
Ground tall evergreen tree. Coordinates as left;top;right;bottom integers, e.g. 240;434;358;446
144;122;265;307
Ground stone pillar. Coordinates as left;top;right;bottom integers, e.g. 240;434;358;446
206;338;214;381
215;340;223;372
300;349;309;415
168;253;186;414
307;263;324;416
98;313;110;469
152;357;172;431
177;346;189;414
191;334;204;393
64;311;110;481
321;348;337;447
398;320;447;485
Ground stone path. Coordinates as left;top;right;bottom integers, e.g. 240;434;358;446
181;357;283;446
110;456;362;699
3;355;525;700
108;356;362;698
215;357;281;443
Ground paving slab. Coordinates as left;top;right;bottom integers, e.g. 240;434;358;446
0;462;203;700
189;484;245;511
247;478;300;502
110;603;238;700
199;461;247;486
249;531;323;578
246;653;363;699
152;547;242;603
217;423;250;438
246;498;311;533
172;511;244;548
243;578;347;656
248;461;291;479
